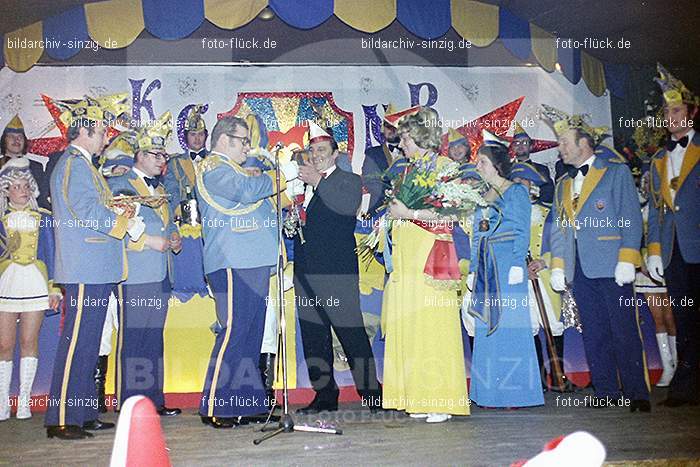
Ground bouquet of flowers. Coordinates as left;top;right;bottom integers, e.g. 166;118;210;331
356;154;485;262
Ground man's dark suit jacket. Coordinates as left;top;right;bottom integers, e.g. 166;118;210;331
295;167;362;277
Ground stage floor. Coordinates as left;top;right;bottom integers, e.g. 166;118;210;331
1;390;699;466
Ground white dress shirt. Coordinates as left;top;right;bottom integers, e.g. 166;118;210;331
572;155;595;198
667;129;695;200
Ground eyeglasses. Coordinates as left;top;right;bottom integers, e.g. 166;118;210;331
146;151;169;161
228;134;251;146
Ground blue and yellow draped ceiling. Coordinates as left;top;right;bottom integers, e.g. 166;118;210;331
1;0;624;98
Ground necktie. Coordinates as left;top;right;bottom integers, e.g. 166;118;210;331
144;176;159;189
190;150;206;160
567;165;589;179
666;136;688;151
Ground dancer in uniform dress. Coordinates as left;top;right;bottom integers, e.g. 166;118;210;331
0;158;61;421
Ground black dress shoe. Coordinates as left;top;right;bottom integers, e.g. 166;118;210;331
200;416;237;429
83;419;115;430
47;425;94;440
157;406;182;417
629;399;651;413
658;397;699;408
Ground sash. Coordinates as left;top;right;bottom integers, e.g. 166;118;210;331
468;230;516;335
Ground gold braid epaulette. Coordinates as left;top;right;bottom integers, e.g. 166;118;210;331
195;155;264;216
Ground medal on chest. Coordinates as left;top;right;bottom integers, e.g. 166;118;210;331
478;218;490;232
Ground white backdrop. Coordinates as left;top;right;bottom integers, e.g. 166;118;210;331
0;64;611;170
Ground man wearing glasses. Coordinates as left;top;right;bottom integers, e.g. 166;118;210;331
196;116;298;428
511;123;554;205
107;113;183;417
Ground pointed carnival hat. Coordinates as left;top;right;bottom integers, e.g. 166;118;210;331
383;105;421;128
103;131;138;170
512;121;530;139
56;95;106;128
96;92;131;123
538;104;609;147
481;129;509;148
136;112;172;152
185;105;207;132
510;161;547;186
306;120;333;145
654;63;698;107
382;103;398;124
4;115;25;134
447;127;468;147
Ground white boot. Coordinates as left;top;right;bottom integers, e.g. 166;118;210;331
426;413;452;423
669;335;677;368
656;333;675;387
0;361;12;421
409;413;428;418
16;357;37;419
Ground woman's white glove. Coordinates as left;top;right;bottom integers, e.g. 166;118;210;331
508;266;524;285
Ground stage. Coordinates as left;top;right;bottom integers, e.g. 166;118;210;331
1;390;698;466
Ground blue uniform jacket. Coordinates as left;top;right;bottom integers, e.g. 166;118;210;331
550;147;642;281
50;146;129;284
108;169;178;284
195;152;286;273
647;131;700;266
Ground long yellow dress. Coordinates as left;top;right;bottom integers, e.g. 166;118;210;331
381;219;470;415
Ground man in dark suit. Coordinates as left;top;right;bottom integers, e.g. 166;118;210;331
294;122;381;414
511;123;555;205
0;115;51;209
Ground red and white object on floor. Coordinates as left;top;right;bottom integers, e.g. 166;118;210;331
110;396;170;467
512;431;606;467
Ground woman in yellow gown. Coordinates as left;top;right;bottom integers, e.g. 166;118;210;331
382;107;469;423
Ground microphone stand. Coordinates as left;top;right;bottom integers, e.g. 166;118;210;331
253;145;342;445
